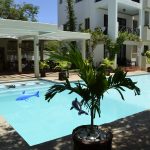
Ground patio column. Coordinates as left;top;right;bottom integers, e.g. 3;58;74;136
80;40;86;60
17;39;22;73
137;44;144;68
34;35;40;78
108;0;118;68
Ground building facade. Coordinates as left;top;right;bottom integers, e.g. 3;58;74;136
58;0;150;70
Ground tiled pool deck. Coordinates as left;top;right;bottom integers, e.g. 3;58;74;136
0;70;149;83
0;71;150;150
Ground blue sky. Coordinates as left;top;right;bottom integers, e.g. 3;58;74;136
15;0;57;24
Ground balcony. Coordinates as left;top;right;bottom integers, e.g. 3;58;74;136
103;26;139;36
119;26;140;36
143;26;150;41
143;0;150;9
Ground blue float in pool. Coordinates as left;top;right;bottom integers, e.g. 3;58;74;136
16;91;39;101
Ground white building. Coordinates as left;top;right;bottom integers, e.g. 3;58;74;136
58;0;150;70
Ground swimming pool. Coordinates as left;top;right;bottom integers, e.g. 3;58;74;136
0;75;150;146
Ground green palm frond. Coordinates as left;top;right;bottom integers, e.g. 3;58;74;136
45;44;140;126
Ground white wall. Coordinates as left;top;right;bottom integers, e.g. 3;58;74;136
58;0;68;28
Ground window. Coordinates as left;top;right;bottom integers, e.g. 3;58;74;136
145;11;149;26
104;14;108;34
118;17;126;31
59;0;63;4
144;45;149;53
85;18;90;30
76;0;82;3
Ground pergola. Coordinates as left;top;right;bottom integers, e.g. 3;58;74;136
0;19;90;78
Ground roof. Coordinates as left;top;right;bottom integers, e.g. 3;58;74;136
0;19;90;40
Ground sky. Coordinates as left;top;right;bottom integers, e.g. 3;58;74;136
15;0;57;24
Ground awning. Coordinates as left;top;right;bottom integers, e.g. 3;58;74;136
0;19;90;40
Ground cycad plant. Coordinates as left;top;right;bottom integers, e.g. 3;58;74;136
45;45;140;128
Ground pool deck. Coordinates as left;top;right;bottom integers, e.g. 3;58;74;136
0;70;149;83
0;70;150;150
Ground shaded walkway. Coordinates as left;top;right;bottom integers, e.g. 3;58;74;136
0;110;150;150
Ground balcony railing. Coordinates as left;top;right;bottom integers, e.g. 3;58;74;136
119;26;140;36
103;26;140;36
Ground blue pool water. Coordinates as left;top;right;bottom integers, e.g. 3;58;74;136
0;75;150;146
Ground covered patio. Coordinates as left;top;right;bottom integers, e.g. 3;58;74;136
0;19;90;78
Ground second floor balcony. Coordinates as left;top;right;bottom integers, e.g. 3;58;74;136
103;26;140;37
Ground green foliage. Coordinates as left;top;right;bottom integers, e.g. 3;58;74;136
101;58;114;69
105;38;120;60
39;61;49;70
66;0;76;31
85;27;108;50
83;28;140;61
45;45;140;126
118;32;140;42
145;50;150;64
44;41;61;52
55;60;71;71
0;0;39;21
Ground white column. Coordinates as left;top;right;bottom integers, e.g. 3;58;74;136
139;44;146;70
34;36;40;78
139;4;144;39
108;0;118;68
108;0;118;40
80;40;86;60
17;39;22;73
137;44;144;68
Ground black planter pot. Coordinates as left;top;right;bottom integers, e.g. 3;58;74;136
58;70;69;80
72;125;113;150
40;70;46;77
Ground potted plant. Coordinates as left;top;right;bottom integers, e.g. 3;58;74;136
55;60;71;80
45;47;140;150
39;60;49;77
100;58;114;76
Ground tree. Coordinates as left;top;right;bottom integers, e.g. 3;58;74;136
66;0;76;31
0;0;39;21
45;44;140;129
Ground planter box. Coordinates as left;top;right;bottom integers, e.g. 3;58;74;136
58;70;69;80
72;125;113;150
40;70;46;77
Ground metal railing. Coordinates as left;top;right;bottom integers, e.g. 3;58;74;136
102;26;140;36
119;25;140;36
